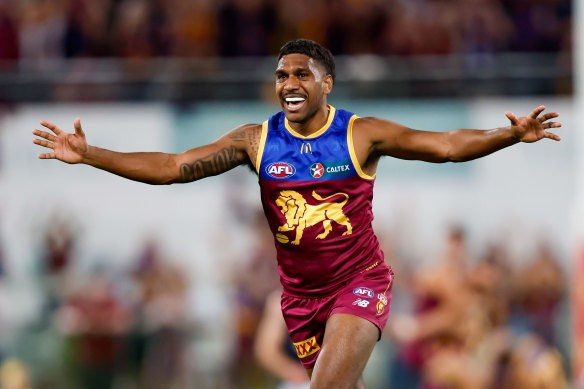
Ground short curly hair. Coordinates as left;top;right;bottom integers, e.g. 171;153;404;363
278;39;336;82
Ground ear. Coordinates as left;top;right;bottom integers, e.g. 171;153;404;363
322;74;333;95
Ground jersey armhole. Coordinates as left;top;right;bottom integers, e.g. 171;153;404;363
347;115;376;180
255;120;269;175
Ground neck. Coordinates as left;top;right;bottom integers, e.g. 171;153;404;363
287;105;330;137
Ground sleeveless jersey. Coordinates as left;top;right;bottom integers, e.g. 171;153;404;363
256;106;384;297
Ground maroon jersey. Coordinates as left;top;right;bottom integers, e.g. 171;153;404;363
257;106;385;296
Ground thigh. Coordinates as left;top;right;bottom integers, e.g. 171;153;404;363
310;313;378;389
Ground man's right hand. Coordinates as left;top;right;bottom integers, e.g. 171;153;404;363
33;117;88;164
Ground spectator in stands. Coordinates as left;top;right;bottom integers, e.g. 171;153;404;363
54;272;131;389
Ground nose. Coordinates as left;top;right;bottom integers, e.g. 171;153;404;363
284;75;299;90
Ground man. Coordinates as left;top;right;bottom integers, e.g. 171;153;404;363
32;39;561;389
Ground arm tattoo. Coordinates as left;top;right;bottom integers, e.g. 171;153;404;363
180;146;240;182
229;129;248;141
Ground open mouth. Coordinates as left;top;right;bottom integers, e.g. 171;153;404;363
284;96;306;112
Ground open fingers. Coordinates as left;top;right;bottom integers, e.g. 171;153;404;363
38;152;56;160
505;111;519;126
544;121;562;129
33;138;55;150
539;112;559;123
32;129;57;142
543;130;561;141
40;120;62;135
529;105;546;119
74;117;85;137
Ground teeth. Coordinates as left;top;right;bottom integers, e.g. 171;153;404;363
285;97;305;103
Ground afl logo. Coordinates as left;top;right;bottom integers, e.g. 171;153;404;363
310;163;324;178
353;287;374;299
266;162;296;179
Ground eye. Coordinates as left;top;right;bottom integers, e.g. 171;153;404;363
276;74;287;82
299;73;309;79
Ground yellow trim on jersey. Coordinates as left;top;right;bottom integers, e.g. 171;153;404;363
284;105;336;139
347;115;376;180
255;121;269;175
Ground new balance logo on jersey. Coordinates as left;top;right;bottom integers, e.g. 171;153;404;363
294;336;320;359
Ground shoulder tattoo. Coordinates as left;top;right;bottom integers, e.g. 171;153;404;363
227;124;261;170
246;125;262;166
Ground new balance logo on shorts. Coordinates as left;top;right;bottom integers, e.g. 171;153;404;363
352;298;370;308
294;336;321;359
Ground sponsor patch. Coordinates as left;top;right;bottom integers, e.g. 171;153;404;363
310;163;324;178
294;336;320;359
266;162;296;179
353;287;374;299
310;160;353;179
301;142;313;154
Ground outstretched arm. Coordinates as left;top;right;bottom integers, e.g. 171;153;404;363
353;105;561;174
33;118;261;185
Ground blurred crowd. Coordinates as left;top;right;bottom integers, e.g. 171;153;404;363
0;0;572;64
4;218;194;389
0;207;573;389
384;227;570;389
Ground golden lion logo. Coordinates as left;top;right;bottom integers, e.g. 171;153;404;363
274;190;352;245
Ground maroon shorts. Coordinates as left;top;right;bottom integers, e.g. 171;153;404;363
281;263;394;369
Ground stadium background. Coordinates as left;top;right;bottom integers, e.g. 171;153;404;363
0;0;579;388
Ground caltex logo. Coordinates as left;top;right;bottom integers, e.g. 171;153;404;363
310;163;324;178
